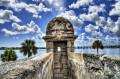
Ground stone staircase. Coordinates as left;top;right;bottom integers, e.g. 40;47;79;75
53;50;69;79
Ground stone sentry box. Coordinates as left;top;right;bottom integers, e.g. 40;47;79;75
42;17;78;53
43;17;78;78
0;17;78;79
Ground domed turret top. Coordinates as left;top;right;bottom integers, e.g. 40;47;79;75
46;17;74;35
43;17;78;41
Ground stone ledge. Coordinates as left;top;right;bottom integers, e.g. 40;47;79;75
0;53;53;79
68;53;120;79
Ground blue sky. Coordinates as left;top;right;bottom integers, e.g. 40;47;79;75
0;0;120;47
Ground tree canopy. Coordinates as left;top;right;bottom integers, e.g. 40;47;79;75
92;40;104;54
0;49;18;62
20;39;38;58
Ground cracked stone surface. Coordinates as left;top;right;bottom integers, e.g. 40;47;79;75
0;53;53;79
68;53;120;79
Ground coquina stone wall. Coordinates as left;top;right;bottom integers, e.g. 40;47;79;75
0;52;53;79
68;53;120;79
0;52;120;79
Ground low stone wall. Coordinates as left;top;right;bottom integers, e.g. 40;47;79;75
0;52;120;79
0;52;53;79
68;53;120;79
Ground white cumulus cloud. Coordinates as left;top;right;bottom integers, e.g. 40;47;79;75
32;0;40;2
69;0;93;8
105;35;120;45
0;0;52;17
33;14;42;19
80;12;99;22
1;29;18;35
85;24;102;38
91;31;103;38
80;12;107;26
88;4;106;13
43;0;65;12
85;24;99;33
1;21;45;39
76;33;88;43
57;10;83;30
0;9;21;24
103;17;120;37
109;2;120;16
32;37;35;40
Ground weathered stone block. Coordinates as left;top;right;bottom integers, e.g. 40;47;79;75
54;73;63;77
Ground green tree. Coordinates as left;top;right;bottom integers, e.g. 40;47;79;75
92;40;104;54
0;50;18;62
20;39;38;58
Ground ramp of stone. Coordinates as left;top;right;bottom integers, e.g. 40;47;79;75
53;41;69;79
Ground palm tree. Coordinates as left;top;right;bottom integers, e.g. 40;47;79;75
92;40;104;54
20;39;38;58
0;50;18;62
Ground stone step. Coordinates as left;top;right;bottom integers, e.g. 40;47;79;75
54;50;67;52
61;59;68;62
62;53;67;55
54;54;61;57
54;51;67;53
54;63;68;67
54;60;60;63
53;59;68;62
53;76;69;79
53;77;69;79
53;50;69;79
54;52;67;55
54;68;68;71
53;73;69;77
54;68;68;72
54;58;68;63
54;64;62;68
53;75;69;79
53;73;63;78
62;64;68;68
54;56;61;59
61;56;68;58
54;69;61;73
54;62;68;65
61;69;68;73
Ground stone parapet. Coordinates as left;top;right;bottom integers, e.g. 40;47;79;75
0;53;53;79
0;52;120;79
68;53;120;79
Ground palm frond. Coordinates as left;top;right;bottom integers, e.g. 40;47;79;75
92;40;104;54
1;50;18;62
20;40;38;58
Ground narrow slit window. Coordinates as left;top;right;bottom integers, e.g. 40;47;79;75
57;47;61;51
